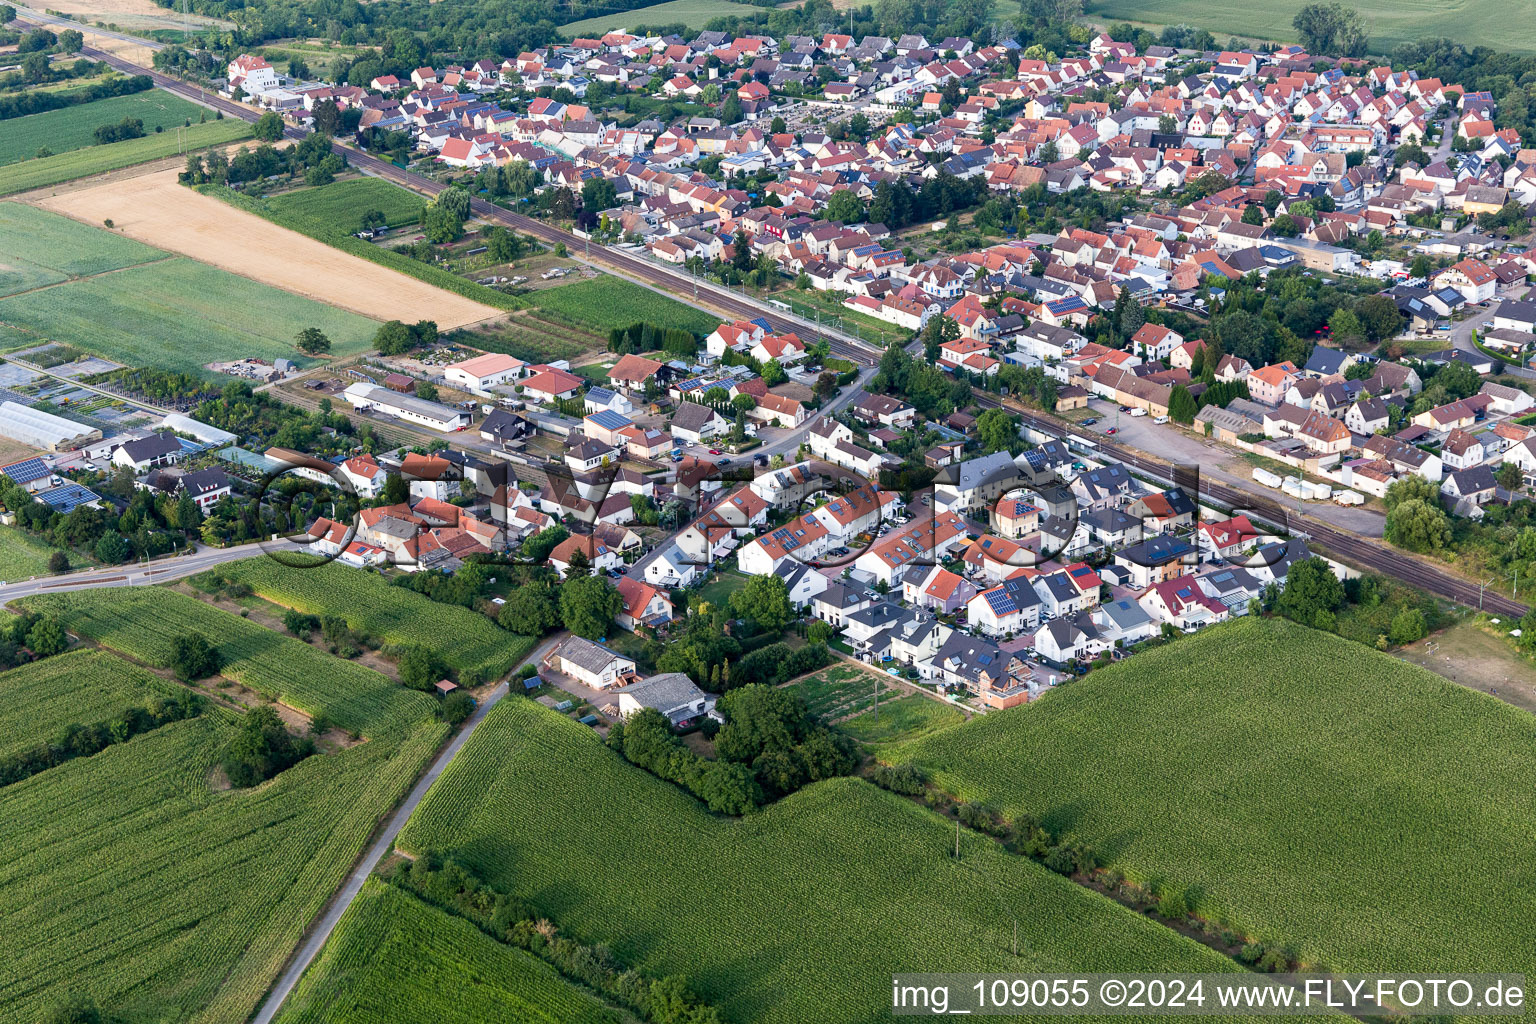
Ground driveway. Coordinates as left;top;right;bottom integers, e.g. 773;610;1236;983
248;631;565;1024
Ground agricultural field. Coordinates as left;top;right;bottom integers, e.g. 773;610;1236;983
0;118;252;197
0;649;180;760
892;616;1536;980
0;525;64;580
839;692;964;749
0;209;380;376
0;633;446;1024
0;89;211;168
560;0;762;35
530;275;722;335
0;202;165;280
397;699;1242;1024
276;880;629;1024
51;172;505;329
792;663;882;718
214;559;534;684
22;587;436;735
263;178;426;235
1082;0;1528;54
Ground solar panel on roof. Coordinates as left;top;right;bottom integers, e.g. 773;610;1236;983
1;457;48;485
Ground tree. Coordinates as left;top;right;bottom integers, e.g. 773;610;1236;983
373;320;415;355
1385;498;1451;553
415;381;439;402
1354;294;1405;343
1327;308;1365;345
1241;204;1265;226
47;550;70;573
1498;461;1525;493
1270;213;1299;237
26;616;67;657
497;584;560;635
1263;189;1284;214
922;314;960;362
770;115;786;134
422;202;465;244
560;575;622;639
521;524;568;563
397;644;447;689
976;407;1017;452
1409;254;1433;281
311;98;340;136
170;633;220;681
1167;384;1199;424
581;175;617;212
295;326;331;355
1389;607;1427;646
221;704;313;787
822;188;864;223
1114;284;1145;340
1383;474;1439;512
1276;557;1345;624
93;532;127;565
381;471;408;506
252;111;285;141
730;227;754;273
56;28;82;52
730;574;794;633
1292;1;1369;56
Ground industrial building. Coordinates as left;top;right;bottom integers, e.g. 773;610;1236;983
342;383;471;433
0;401;101;452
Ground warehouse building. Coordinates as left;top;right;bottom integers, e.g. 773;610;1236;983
342;383;471;433
0;401;101;452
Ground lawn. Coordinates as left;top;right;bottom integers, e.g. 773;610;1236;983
0;212;379;377
559;0;762;35
0;118;252;197
531;275;721;335
1082;0;1531;53
264;178;426;235
212;559;535;684
0;635;446;1024
694;568;749;610
275;880;629;1024
890;616;1536;980
22;587;437;736
396;699;1242;1024
0;89;210;167
0;649;180;760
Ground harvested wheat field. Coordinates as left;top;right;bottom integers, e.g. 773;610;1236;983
38;168;503;329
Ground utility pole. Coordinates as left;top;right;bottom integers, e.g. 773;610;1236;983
954;819;960;859
1509;567;1520;598
1479;577;1494;610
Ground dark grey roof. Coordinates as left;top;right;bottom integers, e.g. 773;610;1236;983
617;672;707;712
119;432;181;462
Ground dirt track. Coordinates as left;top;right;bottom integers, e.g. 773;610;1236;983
37;167;505;330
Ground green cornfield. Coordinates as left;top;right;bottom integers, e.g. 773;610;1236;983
531;276;721;335
892;616;1536;980
397;700;1243;1024
0;649;179;759
0;641;446;1024
277;880;627;1024
22;588;435;736
264;178;426;235
217;559;533;683
0;90;211;167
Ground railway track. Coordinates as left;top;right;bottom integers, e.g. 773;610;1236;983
65;43;1527;618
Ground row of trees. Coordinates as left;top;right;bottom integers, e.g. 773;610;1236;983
0;690;203;789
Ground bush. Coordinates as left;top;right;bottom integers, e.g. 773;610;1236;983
869;762;928;795
46;550;70;573
395;643;448;690
169;633;220;682
221;704;314;788
439;690;475;725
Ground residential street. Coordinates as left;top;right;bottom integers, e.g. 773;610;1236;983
247;630;564;1024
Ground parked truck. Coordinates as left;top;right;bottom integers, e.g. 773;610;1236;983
1332;489;1365;506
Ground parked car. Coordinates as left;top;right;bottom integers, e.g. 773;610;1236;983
1153;415;1168;424
1082;417;1097;425
716;457;730;466
708;448;722;455
1106;427;1118;435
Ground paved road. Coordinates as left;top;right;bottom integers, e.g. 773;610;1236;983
248;630;566;1024
0;538;297;599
